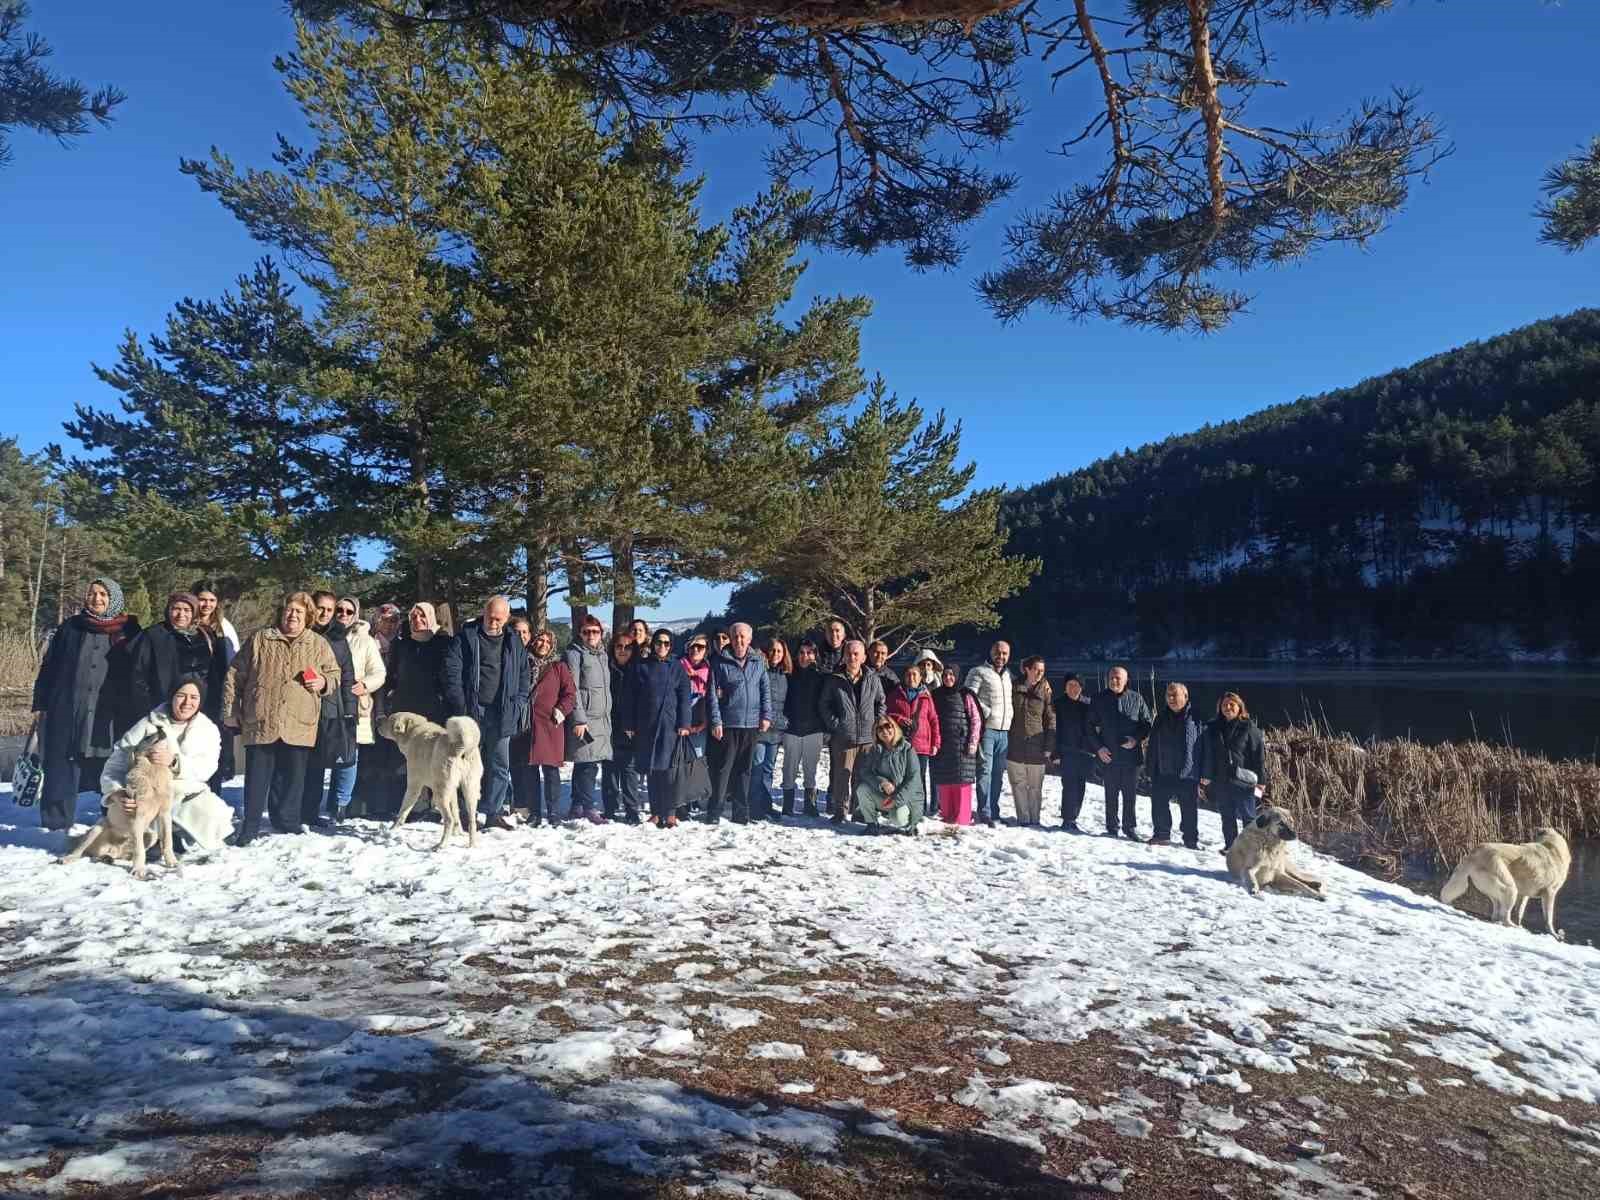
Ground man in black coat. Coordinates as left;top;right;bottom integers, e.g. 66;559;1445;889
818;639;886;824
1090;665;1152;840
442;596;532;831
814;619;848;676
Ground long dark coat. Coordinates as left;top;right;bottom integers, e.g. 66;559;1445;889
782;664;828;737
126;621;228;725
611;656;640;758
385;631;449;725
630;656;694;773
528;660;576;767
31;613;142;761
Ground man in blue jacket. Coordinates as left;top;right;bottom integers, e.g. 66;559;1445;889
442;596;531;831
707;621;772;824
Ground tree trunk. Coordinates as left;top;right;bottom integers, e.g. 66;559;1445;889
57;528;67;627
562;538;589;630
611;531;637;635
526;538;550;629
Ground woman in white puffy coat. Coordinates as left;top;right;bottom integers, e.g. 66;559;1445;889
100;677;234;854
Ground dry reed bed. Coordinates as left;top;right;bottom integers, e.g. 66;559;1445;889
0;630;37;736
1267;722;1600;872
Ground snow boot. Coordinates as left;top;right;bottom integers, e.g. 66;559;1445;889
803;789;819;817
782;788;797;817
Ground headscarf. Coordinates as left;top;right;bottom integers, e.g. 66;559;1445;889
408;602;439;642
529;629;561;685
83;576;125;621
166;591;201;640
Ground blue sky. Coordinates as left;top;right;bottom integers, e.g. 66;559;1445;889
4;2;1597;624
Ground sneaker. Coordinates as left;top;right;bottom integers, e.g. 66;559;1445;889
489;814;516;832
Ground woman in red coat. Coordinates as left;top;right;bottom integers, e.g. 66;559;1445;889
526;627;576;825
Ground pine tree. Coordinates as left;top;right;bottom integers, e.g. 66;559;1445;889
183;11;868;619
756;378;1039;654
0;1;124;169
1538;136;1600;253
60;259;356;589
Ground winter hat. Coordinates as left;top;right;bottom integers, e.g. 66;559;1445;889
166;591;201;621
917;648;945;674
84;576;125;620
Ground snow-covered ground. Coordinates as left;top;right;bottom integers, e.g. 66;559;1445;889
3;763;1599;1196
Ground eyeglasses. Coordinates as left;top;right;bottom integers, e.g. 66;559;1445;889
689;643;707;651
335;607;356;616
583;627;602;636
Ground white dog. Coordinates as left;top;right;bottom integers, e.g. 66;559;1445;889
1225;805;1326;901
378;712;484;850
1440;827;1570;937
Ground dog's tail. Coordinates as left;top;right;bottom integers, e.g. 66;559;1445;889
1439;858;1473;906
445;716;482;758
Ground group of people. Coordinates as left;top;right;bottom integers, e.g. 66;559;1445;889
28;581;1271;854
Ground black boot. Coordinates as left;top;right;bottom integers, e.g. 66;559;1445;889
782;788;797;817
829;794;845;824
803;789;819;817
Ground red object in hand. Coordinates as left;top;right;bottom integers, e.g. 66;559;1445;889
300;668;320;684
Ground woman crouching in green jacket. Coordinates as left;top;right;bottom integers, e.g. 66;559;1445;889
853;716;925;836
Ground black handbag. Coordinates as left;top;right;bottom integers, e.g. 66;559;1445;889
668;735;711;811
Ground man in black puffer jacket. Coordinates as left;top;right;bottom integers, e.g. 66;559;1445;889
1147;682;1203;848
1090;665;1152;840
818;640;885;824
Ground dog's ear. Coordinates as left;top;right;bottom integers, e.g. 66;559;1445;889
1255;813;1274;829
136;730;167;754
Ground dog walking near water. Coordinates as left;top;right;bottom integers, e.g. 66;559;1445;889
1224;804;1327;900
1440;827;1570;937
60;730;176;881
378;712;484;849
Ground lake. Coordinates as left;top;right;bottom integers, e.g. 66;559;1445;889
1029;660;1600;762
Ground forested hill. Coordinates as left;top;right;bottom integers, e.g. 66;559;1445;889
999;309;1600;659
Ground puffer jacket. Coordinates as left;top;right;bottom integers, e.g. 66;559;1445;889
222;626;340;748
611;654;639;756
1148;703;1203;780
783;665;828;736
126;621;227;725
819;667;886;745
930;685;981;786
761;666;789;744
344;620;388;744
853;737;924;818
888;685;940;757
1008;677;1056;766
1090;686;1153;766
1054;692;1097;775
709;648;772;730
963;663;1014;731
564;640;614;762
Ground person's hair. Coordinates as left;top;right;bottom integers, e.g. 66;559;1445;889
580;614;605;633
1021;655;1044;672
688;635;708;650
1216;691;1250;719
1167;681;1189;698
509;615;532;634
765;638;792;674
844;638;865;653
798;638;817;653
171;674;207;708
874;717;903;746
311;589;338;607
190;579;227;636
904;663;923;685
827;619;845;630
630;619;650;636
867;639;889;655
1109;663;1130;676
281;591;315;625
483;594;511;614
611;633;635;655
730;621;753;638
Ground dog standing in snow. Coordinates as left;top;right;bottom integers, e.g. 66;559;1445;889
60;730;176;881
1225;805;1326;900
379;711;484;849
1439;827;1569;937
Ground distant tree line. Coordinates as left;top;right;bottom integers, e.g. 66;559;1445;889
999;308;1600;659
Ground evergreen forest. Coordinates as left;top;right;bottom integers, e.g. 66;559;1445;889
999;309;1600;659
